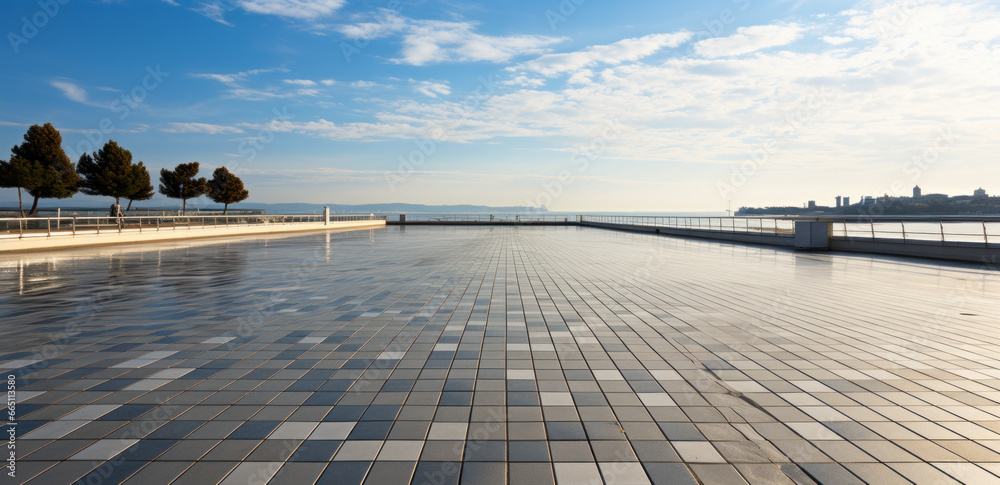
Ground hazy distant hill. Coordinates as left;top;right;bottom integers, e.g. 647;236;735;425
1;199;545;215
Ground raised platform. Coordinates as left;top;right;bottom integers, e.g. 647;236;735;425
3;226;1000;484
0;219;385;252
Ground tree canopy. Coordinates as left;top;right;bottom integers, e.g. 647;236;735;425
207;166;249;214
77;140;150;207
125;162;155;211
159;162;208;213
0;158;42;217
9;123;78;215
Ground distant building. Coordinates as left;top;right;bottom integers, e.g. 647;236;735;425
861;196;875;206
836;196;842;207
913;185;921;198
808;200;816;209
843;196;850;206
975;187;987;197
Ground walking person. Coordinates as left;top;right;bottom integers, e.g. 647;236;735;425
110;201;124;230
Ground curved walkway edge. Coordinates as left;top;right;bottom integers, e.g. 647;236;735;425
0;220;386;252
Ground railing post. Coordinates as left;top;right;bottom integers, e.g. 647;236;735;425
900;219;906;243
939;221;945;243
72;217;76;236
870;220;875;241
47;218;51;237
985;221;989;246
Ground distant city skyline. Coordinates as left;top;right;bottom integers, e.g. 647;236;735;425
2;0;998;212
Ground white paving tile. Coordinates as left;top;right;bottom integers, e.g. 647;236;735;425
554;462;603;485
724;381;769;393
433;343;458;351
23;420;91;440
593;370;625;381
333;441;383;461
672;442;726;463
637;393;676;407
507;369;535;380
220;462;283;485
308;422;356;440
0;359;40;371
298;337;326;344
787;422;843;440
377;441;424;461
202;336;236;344
69;439;139;460
112;351;177;368
377;351;406;360
269;422;320;440
540;392;574;406
61;404;121;421
649;370;683;380
599;462;652;485
428;422;468;440
148;368;195;379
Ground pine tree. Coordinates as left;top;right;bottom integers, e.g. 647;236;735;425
77;141;147;206
10;123;78;215
159;162;208;214
0;158;43;217
125;162;154;211
207;166;250;214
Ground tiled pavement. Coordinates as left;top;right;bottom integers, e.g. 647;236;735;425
2;226;1000;484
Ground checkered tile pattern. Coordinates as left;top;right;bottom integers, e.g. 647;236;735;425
2;226;1000;484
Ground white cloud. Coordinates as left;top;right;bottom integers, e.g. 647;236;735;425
411;80;451;98
190;67;286;87
513;32;692;77
822;35;853;45
238;0;345;20
352;81;378;88
284;79;316;86
337;13;564;65
320;79;337;86
50;81;89;104
161;122;244;134
693;24;804;58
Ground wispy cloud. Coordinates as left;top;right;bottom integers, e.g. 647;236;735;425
50;80;91;105
238;0;345;20
161;122;244;134
693;24;804;58
337;11;565;65
512;32;692;77
411;79;451;98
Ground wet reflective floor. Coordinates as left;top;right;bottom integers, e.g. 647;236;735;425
2;226;1000;484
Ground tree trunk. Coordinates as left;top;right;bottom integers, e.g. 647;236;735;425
16;188;24;218
223;203;229;215
126;199;133;212
28;195;40;217
182;198;186;214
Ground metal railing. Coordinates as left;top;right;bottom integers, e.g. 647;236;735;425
399;213;571;223
830;216;1000;246
581;215;1000;246
0;214;386;240
580;215;796;236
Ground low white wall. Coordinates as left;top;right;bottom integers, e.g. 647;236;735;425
0;220;385;252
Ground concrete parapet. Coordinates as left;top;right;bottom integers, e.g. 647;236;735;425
0;220;385;252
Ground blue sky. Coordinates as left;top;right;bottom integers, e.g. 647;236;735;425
2;0;998;211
